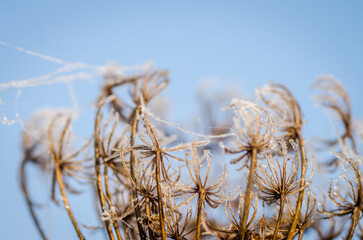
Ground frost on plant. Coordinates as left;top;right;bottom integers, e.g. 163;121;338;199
8;45;363;240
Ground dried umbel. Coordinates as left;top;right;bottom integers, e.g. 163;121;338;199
207;193;262;240
163;196;194;240
176;146;227;239
47;113;92;240
320;153;363;240
313;219;344;240
313;75;357;153
256;141;307;205
255;141;309;240
18;65;363;240
221;99;275;169
257;83;303;143
221;99;275;240
257;83;309;240
20;110;63;240
280;190;318;240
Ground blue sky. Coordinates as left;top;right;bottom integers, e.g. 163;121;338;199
1;1;363;239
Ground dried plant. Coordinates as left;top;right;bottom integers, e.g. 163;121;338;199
221;99;275;239
319;153;363;240
172;145;226;240
257;83;309;240
255;140;309;239
18;67;363;240
279;190;318;240
313;76;357;153
207;193;262;240
163;195;194;240
47;113;91;240
257;83;303;143
313;219;344;240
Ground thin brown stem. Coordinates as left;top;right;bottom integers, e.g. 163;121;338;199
287;132;306;240
129;110;147;240
95;103;116;240
20;160;48;240
145;197;155;240
273;196;285;240
104;165;123;240
347;207;360;240
54;163;85;239
196;192;205;240
156;150;166;240
297;230;304;240
240;147;257;240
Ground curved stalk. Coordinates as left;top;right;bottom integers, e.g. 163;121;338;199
20;160;48;240
104;165;123;240
347;207;360;240
95;114;116;240
145;197;155;240
54;163;85;239
273;196;285;240
129;110;147;240
240;148;257;240
297;230;304;240
286;132;306;240
94;159;115;239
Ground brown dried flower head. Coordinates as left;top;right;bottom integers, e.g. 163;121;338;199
313;75;357;152
221;99;275;170
257;83;303;143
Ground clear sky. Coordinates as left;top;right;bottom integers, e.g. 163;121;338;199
1;1;363;239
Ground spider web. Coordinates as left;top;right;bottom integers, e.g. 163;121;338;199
0;41;152;129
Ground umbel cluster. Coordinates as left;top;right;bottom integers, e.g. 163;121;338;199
21;68;362;240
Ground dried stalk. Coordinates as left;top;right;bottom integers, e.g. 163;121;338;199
129;109;147;240
196;192;205;240
104;165;123;240
286;132;307;240
20;160;48;240
94;102;116;240
240;147;257;240
54;162;85;239
273;196;284;240
155;150;166;240
48;117;85;240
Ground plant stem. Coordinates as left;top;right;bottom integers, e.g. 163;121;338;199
297;230;304;240
240;147;257;240
20;160;48;240
196;193;205;240
347;207;360;240
155;150;166;240
286;132;306;240
95;95;116;240
145;197;155;240
54;163;85;239
273;196;285;240
129;110;147;240
104;165;123;240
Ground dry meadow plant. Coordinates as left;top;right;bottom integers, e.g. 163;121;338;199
19;68;362;240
